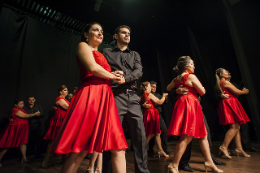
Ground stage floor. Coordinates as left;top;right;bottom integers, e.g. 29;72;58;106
0;140;259;173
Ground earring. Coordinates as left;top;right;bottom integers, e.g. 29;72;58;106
86;38;89;42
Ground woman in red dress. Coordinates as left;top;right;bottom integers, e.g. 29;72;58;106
166;56;222;173
0;99;40;166
140;81;169;158
216;68;250;158
50;22;128;173
42;85;70;167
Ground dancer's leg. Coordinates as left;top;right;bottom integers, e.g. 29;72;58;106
154;133;169;157
20;144;27;161
146;134;154;145
170;134;193;168
222;123;240;148
234;130;250;157
96;153;103;172
42;139;54;167
61;150;88;173
88;152;99;170
110;150;126;173
0;148;9;164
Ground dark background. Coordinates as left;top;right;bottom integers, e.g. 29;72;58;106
0;0;259;159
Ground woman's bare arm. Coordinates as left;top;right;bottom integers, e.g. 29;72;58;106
149;93;168;105
56;99;69;110
223;80;249;95
189;75;206;95
166;79;175;91
15;110;40;119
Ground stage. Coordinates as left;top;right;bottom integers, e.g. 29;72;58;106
0;140;259;173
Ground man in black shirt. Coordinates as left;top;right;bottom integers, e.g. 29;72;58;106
102;25;149;173
23;96;44;159
144;81;173;157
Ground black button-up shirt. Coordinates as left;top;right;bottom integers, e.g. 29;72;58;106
102;47;143;90
23;104;44;130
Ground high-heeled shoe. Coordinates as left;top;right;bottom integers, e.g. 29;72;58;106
158;150;169;158
86;168;94;173
95;168;102;173
167;164;179;173
21;158;29;163
234;148;251;157
204;162;223;173
219;146;232;159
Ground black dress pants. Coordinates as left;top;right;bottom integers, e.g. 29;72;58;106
180;114;215;165
148;113;168;153
102;92;150;173
28;126;42;158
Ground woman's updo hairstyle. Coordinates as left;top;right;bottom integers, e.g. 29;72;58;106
140;81;150;93
14;99;23;105
173;56;192;75
215;68;225;93
80;22;102;43
58;85;67;94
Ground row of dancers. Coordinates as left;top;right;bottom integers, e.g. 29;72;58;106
0;22;252;173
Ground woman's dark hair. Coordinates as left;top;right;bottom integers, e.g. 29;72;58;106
215;68;225;93
80;22;102;42
114;25;131;35
173;56;192;75
14;99;23;105
58;85;67;94
140;81;150;93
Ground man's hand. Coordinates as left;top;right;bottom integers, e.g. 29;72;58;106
35;111;41;116
176;85;189;95
9;118;13;123
116;76;126;84
143;103;151;109
221;91;230;99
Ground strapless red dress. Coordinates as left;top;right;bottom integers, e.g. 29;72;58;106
141;92;161;135
218;80;250;125
167;74;208;138
43;97;70;140
0;108;29;148
51;50;128;154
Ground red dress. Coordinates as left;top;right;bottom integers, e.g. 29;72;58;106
43;97;70;140
141;92;161;135
218;80;250;125
0;108;29;148
167;74;208;138
51;50;128;154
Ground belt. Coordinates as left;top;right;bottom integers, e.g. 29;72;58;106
126;89;136;95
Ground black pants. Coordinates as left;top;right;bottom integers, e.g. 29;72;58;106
180;114;215;166
28;126;42;158
148;113;168;153
102;92;150;173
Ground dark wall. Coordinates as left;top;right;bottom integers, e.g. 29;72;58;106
0;7;80;142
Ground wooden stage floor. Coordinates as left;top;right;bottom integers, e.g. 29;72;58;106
0;140;259;173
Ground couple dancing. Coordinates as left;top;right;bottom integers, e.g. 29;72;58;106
50;23;150;173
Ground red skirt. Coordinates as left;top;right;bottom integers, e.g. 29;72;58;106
51;77;128;154
167;94;208;139
44;112;67;140
143;108;161;135
0;123;29;148
218;97;250;125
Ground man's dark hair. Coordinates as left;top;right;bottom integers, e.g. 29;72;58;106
114;25;131;35
27;95;35;100
150;81;157;85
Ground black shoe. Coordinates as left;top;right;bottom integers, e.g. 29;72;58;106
147;151;155;158
244;147;260;152
179;164;194;172
165;150;174;155
213;158;226;165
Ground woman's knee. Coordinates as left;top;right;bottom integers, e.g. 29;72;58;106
111;150;125;157
230;123;240;130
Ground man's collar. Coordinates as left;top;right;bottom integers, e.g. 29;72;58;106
112;46;131;52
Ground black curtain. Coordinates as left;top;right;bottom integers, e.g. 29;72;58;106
152;1;259;141
0;7;81;158
222;0;260;142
